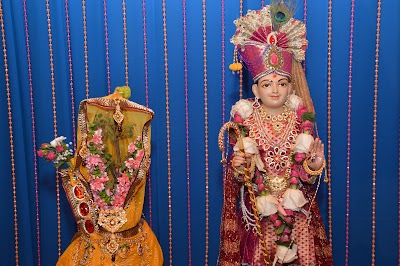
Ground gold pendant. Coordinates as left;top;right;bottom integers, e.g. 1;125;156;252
113;99;124;127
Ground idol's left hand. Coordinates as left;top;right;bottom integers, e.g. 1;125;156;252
307;138;325;170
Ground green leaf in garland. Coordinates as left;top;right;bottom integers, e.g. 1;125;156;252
275;240;291;247
302;112;316;123
275;224;286;235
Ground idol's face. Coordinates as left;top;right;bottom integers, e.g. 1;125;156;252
252;73;292;113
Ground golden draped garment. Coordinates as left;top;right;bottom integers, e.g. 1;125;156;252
57;94;163;266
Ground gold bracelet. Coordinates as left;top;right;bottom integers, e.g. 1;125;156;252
303;158;326;176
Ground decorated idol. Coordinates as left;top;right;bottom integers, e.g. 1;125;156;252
218;2;333;265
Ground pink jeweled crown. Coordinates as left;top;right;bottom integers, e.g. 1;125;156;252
231;5;308;82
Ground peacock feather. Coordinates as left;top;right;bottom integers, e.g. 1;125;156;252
270;0;297;31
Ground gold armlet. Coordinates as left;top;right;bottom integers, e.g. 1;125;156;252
303;158;326;176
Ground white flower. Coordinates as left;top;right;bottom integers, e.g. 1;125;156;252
233;137;265;172
293;133;314;154
273;244;298;265
256;194;279;217
50;136;66;147
230;99;253;120
281;188;308;211
286;93;303;111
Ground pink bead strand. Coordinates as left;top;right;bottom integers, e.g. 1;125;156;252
0;3;19;264
202;0;210;264
64;0;77;150
82;0;89;98
103;0;111;94
45;0;62;257
345;1;355;265
371;1;381;265
141;0;152;227
122;0;128;86
161;0;173;264
326;0;334;248
22;1;41;264
182;0;192;264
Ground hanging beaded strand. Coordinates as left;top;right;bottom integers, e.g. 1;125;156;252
22;1;41;264
141;0;153;227
45;0;62;257
326;0;333;247
122;0;128;86
82;0;89;98
182;0;192;264
371;1;381;265
161;1;173;265
202;0;210;264
345;1;355;264
0;3;19;265
239;0;243;99
64;0;76;149
103;0;111;94
221;0;228;181
261;0;264;7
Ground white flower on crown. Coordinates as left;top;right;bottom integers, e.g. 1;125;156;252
230;99;253;120
286;93;303;111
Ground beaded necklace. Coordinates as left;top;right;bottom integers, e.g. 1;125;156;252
182;0;192;264
45;0;62;256
23;0;41;264
371;1;381;264
202;0;210;264
345;0;356;264
326;0;333;247
161;1;173;265
0;3;19;264
239;0;243;99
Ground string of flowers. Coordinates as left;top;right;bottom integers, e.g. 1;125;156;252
230;94;318;263
38;113;144;210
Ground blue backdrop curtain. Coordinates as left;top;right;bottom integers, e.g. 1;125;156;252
0;0;399;265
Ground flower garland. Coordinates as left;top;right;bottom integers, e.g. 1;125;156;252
39;113;145;211
85;114;144;210
230;94;320;263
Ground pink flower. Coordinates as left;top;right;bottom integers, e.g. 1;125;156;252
86;154;103;168
46;151;55;161
257;183;265;191
233;113;244;123
299;167;310;182
274;219;282;228
270;214;279;223
134;150;145;168
285;209;294;216
289;177;299;185
283;227;292;234
90;129;103;146
300;120;314;134
296;105;307;121
125;158;136;170
118;173;130;187
290;168;300;178
128;142;137;153
294;153;306;163
37;150;45;157
284;216;293;224
279;234;291;243
56;145;64;153
90;178;105;191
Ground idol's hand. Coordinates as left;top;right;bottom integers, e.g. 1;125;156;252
232;152;252;168
307;138;325;170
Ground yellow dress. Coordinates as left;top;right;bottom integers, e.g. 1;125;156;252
57;94;163;266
